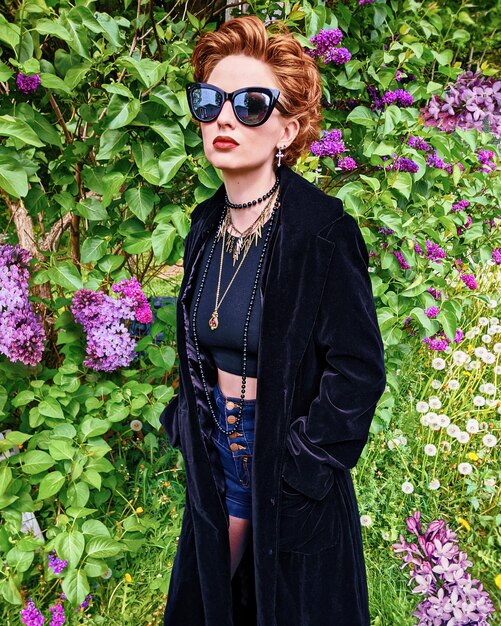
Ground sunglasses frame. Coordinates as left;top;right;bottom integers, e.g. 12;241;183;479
186;82;287;127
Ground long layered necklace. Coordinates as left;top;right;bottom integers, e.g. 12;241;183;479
191;187;280;435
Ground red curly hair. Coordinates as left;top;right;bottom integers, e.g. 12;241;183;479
191;15;322;167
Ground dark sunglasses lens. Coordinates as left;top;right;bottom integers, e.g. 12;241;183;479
189;87;223;121
234;90;272;125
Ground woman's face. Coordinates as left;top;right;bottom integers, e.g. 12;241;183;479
199;54;297;175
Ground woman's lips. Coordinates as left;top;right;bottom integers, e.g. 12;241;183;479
213;136;239;149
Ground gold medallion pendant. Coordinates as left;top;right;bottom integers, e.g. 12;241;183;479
209;310;219;330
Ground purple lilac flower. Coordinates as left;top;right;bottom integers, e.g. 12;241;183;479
424;306;439;318
427;287;443;300
394;251;411;270
381;88;414;107
366;84;384;111
112;277;152;324
493;247;501;264
423;328;464;351
310;128;346;157
414;241;424;255
0;244;46;366
393;511;495;625
16;73;41;94
460;273;478;290
337;155;358;170
457;214;472;236
384;155;419;173
358;0;375;4
308;29;344;64
48;550;68;575
477;149;497;172
21;599;45;626
77;594;92;611
379;227;395;236
451;199;470;212
425;240;446;263
407;135;430;151
420;71;501;137
426;149;447;169
324;47;351;65
49;604;65;626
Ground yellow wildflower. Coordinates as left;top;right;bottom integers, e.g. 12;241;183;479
495;574;501;590
458;517;471;531
124;573;133;583
467;452;479;462
135;506;143;515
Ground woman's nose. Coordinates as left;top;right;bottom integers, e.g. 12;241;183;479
217;99;237;127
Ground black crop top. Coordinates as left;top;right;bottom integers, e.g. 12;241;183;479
189;216;275;377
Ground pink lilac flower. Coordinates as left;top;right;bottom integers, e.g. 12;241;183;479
460;273;478;290
492;247;501;264
0;244;46;366
407;136;430;151
338;155;358;170
112;277;152;324
393;511;495;625
48;550;68;575
21;598;45;625
425;240;446;263
16;73;41;94
49;604;65;626
394;251;411;270
310;128;346;157
427;287;443;301
424;306;439;319
451;200;470;212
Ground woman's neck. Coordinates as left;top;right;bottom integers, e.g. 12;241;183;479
223;165;278;232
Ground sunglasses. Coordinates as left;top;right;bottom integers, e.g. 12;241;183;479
186;82;287;127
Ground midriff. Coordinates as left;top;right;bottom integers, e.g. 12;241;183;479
217;368;257;400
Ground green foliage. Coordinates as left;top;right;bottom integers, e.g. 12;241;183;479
0;0;499;621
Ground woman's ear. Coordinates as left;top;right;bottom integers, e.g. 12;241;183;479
279;117;300;150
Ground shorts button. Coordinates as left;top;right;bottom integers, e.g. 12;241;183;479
230;443;239;451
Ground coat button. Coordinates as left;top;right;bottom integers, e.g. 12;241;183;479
230;443;244;451
227;415;237;424
226;401;236;409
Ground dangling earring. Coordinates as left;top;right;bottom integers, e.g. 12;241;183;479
276;145;285;167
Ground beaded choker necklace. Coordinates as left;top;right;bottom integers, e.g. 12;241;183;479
191;188;280;435
224;175;279;209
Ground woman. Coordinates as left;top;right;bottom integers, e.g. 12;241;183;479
160;15;386;626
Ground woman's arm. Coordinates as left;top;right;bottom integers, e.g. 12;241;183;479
281;212;386;500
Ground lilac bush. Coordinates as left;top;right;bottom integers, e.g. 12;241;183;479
0;244;46;366
71;277;152;371
393;511;496;625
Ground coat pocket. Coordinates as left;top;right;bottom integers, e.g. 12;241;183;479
278;476;341;555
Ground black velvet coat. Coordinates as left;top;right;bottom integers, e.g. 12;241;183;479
160;165;387;625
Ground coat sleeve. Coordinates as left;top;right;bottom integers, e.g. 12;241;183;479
281;212;387;500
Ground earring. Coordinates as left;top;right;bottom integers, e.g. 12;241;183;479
276;146;285;167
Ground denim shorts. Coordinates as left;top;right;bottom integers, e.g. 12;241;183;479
211;382;255;521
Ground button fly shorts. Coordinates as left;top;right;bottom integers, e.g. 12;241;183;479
211;382;255;521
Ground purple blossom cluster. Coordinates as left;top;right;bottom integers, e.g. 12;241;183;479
404;135;466;174
493;247;501;264
395;69;417;84
16;73;41;94
420;71;501;137
48;604;65;626
310;128;346;157
394;250;411;270
422;240;446;264
381;88;414;107
21;599;45;626
451;199;470;212
477;149;497;172
456;214;472;236
71;277;151;371
460;273;478;290
358;0;375;4
382;154;420;173
0;244;46;366
427;287;443;301
337;155;358;170
307;28;351;65
407;135;430;151
78;594;92;611
48;550;68;575
393;511;495;624
423;328;464;351
379;227;395;236
424;306;439;319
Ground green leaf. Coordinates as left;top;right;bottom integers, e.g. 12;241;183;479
21;451;55;474
76;197;108;221
81;237;107;263
151;223;176;262
64;62;91;91
148;345;176;371
80;418;111;440
40;73;73;94
390;172;413;199
0;115;44;147
11;390;35;407
346;106;376;127
48;440;75;461
86;537;122;559
81;520;111;538
125;187;156;221
123;230;151;254
16;103;62;147
0;466;12;497
149;85;185;116
47;263;83;291
62;569;90;605
96;129;128;160
35;19;72;41
157;146;187;185
39;398;65;420
105;96;141;129
0;17;20;50
55;530;86;569
0;156;28;198
149;121;185;150
37;471;65;500
0;61;14;82
5;546;34;572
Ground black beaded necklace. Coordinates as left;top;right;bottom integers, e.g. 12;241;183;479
191;189;280;435
224;175;279;209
